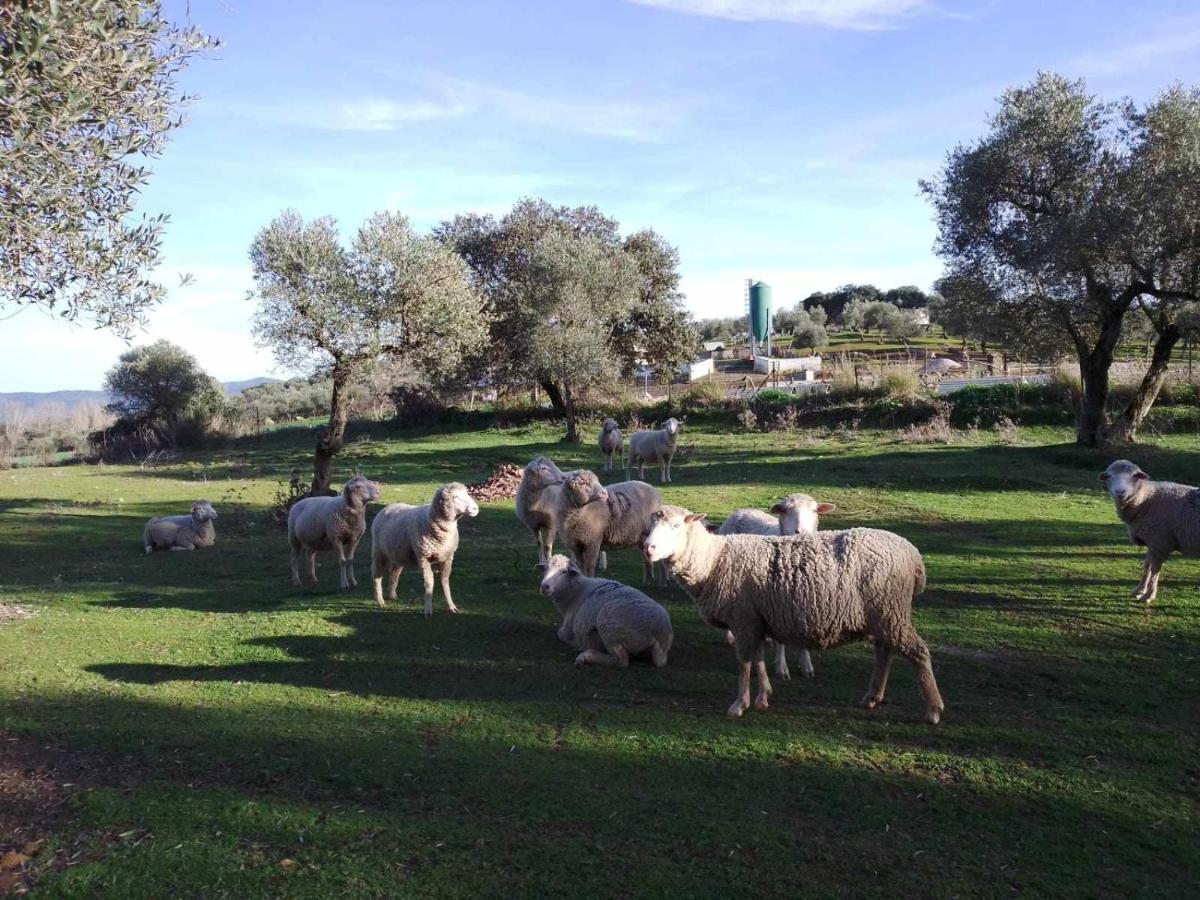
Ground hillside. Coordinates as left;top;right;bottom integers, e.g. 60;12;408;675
0;378;280;409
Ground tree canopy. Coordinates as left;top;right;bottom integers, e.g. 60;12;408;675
1;1;215;335
103;340;220;448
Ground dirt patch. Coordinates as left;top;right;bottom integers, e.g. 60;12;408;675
466;463;523;503
936;645;1021;665
0;605;33;625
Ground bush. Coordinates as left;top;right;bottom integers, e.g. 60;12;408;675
390;384;449;427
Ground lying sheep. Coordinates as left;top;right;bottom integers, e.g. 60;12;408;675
598;418;623;472
516;456;566;564
538;554;673;668
716;493;836;681
144;501;218;553
1100;459;1200;603
626;417;681;483
288;475;381;590
643;505;944;724
557;469;662;583
371;482;479;616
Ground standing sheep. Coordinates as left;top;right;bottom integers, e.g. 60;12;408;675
598;418;624;472
1100;459;1200;603
557;469;662;583
716;493;836;681
287;475;381;590
626;417;681;483
642;505;944;724
516;456;566;564
143;501;218;553
538;554;673;668
371;482;479;616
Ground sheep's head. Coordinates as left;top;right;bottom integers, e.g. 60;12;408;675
1100;459;1149;504
536;553;582;600
768;493;835;536
433;482;480;520
344;476;382;505
643;505;705;564
563;470;608;507
662;417;681;436
524;456;564;488
191;500;217;523
601;418;619;433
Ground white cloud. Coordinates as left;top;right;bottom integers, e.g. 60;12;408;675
1068;27;1200;78
628;0;930;30
327;96;475;130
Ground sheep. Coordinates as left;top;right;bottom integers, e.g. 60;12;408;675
642;505;944;724
287;475;381;590
371;482;479;617
557;469;662;583
715;494;836;681
515;456;566;565
537;554;673;668
1100;459;1200;603
598;418;624;472
626;417;681;483
143;501;217;553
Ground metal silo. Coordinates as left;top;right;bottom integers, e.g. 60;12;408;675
748;280;772;357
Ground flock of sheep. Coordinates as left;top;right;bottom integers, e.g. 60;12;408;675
142;414;1200;724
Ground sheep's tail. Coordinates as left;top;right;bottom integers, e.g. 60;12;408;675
912;552;927;601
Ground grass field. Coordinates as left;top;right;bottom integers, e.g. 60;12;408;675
1;421;1198;897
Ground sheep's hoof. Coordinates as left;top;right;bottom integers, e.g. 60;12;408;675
575;652;590;667
925;706;943;726
375;598;387;609
862;696;881;710
775;665;790;681
723;631;736;648
446;604;461;614
753;693;770;711
726;701;748;719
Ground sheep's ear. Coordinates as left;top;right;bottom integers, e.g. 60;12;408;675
567;561;582;577
768;502;787;515
1133;470;1149;481
816;503;836;514
1098;472;1110;481
684;513;707;524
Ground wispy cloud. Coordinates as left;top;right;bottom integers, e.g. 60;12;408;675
327;96;475;130
627;0;931;30
1068;26;1200;78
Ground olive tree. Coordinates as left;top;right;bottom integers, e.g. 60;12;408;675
1;1;215;335
103;340;219;448
250;210;488;494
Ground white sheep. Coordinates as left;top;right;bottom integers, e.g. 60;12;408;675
538;554;673;668
287;475;381;590
515;456;565;564
557;469;662;583
643;505;944;724
626;417;681;483
716;493;836;681
371;482;479;617
143;501;217;553
598;418;623;472
1100;459;1200;603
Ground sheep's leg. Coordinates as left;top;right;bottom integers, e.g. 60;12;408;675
796;648;815;679
542;529;555;563
345;539;359;588
729;659;754;719
580;545;601;578
534;528;547;565
728;632;765;719
307;550;318;585
892;627;944;725
1134;551;1166;603
598;551;608;571
169;543;195;551
576;642;630;668
336;544;350;590
388;565;403;602
862;642;895;709
418;559;436;618
724;629;736;647
290;546;303;587
774;644;791;680
665;453;673;483
651;639;669;667
659;457;667;483
754;654;773;711
439;558;460;613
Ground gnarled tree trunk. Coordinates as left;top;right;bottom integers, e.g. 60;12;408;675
312;364;351;496
1073;304;1126;448
561;382;579;443
1112;321;1181;443
540;380;567;417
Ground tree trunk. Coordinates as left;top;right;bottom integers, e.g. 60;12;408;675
541;380;567;417
312;367;351;496
1112;322;1181;443
1075;308;1126;448
561;382;579;443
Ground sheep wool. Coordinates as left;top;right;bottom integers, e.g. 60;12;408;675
1101;459;1200;602
538;554;672;668
287;475;381;590
371;482;479;617
643;505;944;724
557;469;662;582
626;417;681;483
515;456;566;565
143;501;218;553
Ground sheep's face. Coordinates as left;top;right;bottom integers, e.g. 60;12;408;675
643;505;705;563
191;501;217;523
768;493;835;536
564;471;608;507
662;417;681;436
1100;460;1148;504
346;477;382;504
536;554;581;599
440;483;480;519
601;418;619;433
525;456;564;488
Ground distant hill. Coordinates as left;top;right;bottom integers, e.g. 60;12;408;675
0;378;281;410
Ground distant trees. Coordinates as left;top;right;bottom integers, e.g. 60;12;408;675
1;1;216;336
697;317;741;342
790;313;828;354
103;341;222;448
923;72;1200;445
437;199;696;440
249;210;487;494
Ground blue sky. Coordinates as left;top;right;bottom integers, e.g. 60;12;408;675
7;0;1200;391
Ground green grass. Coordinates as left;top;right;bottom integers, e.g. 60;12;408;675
1;421;1198;898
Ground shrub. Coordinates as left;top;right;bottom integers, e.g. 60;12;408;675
897;402;953;443
390;384;448;427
